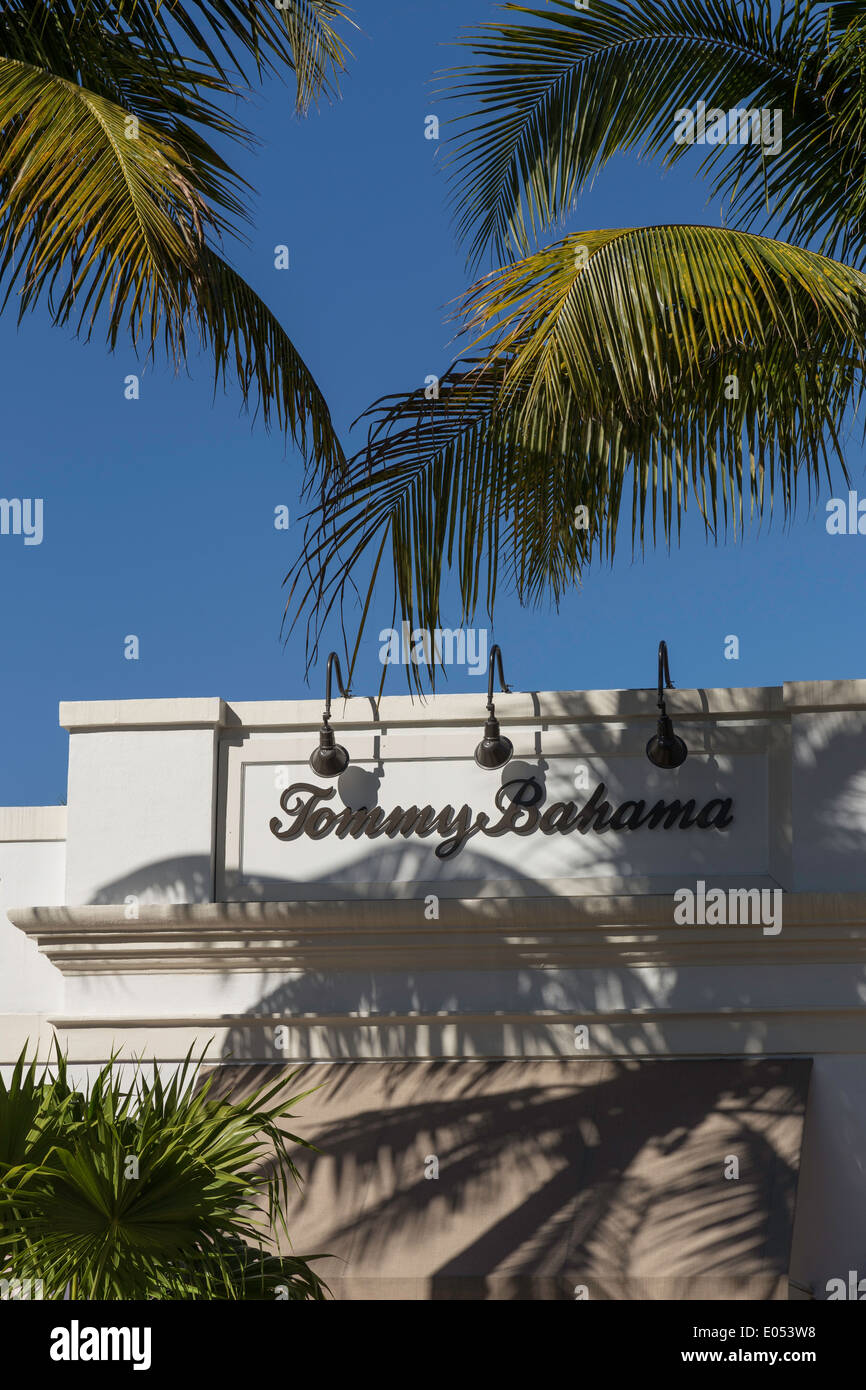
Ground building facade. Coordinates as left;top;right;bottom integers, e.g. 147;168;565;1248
2;681;866;1299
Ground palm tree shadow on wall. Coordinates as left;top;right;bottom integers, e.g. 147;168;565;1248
205;824;837;1065
207;1055;811;1300
196;835;818;1300
81;787;842;1298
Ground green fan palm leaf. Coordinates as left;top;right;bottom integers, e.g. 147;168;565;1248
0;1046;329;1300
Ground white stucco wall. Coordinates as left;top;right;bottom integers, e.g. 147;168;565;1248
791;707;866;891
0;807;65;1057
2;684;866;1299
791;1055;866;1296
62;701;222;906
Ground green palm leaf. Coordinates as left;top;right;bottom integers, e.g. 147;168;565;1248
0;1046;329;1300
8;1;357;112
286;226;866;686
194;251;346;472
444;0;865;266
0;2;355;475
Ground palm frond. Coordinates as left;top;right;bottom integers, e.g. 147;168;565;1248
0;1045;329;1300
0;58;211;326
271;0;357;110
442;0;863;265
57;0;354;111
464;225;865;415
144;0;356;110
0;56;344;474
195;251;346;478
286;225;866;687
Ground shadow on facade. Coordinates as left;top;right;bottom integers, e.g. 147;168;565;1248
204;1055;811;1299
90;855;212;906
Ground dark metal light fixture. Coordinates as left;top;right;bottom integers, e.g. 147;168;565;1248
474;644;513;770
646;640;688;769
309;652;351;778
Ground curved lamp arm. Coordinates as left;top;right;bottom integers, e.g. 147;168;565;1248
646;639;688;769
310;653;352;779
486;643;511;715
657;640;675;715
322;652;350;725
474;643;514;770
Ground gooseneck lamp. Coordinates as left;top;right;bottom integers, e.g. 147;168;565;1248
646;640;688;769
474;644;514;770
309;652;351;778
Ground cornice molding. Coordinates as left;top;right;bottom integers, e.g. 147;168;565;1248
22;1002;866;1065
10;893;866;974
0;806;66;841
56;680;866;735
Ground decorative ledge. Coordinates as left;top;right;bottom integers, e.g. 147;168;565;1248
0;806;66;842
26;1004;866;1063
10;893;866;974
56;680;866;736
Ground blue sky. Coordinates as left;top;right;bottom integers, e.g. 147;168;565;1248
1;0;864;805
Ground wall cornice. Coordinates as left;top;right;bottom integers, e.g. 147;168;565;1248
10;893;866;974
56;680;866;735
0;806;66;841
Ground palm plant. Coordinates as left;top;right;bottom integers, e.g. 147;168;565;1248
0;1044;329;1300
0;1;356;479
286;0;866;687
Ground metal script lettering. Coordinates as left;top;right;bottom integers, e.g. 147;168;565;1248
269;777;734;861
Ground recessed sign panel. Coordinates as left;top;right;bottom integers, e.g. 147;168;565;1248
222;744;769;900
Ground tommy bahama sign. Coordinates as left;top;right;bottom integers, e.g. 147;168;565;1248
269;777;734;861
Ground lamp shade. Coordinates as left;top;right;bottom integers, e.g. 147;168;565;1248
474;715;513;770
310;725;350;778
646;714;688;769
